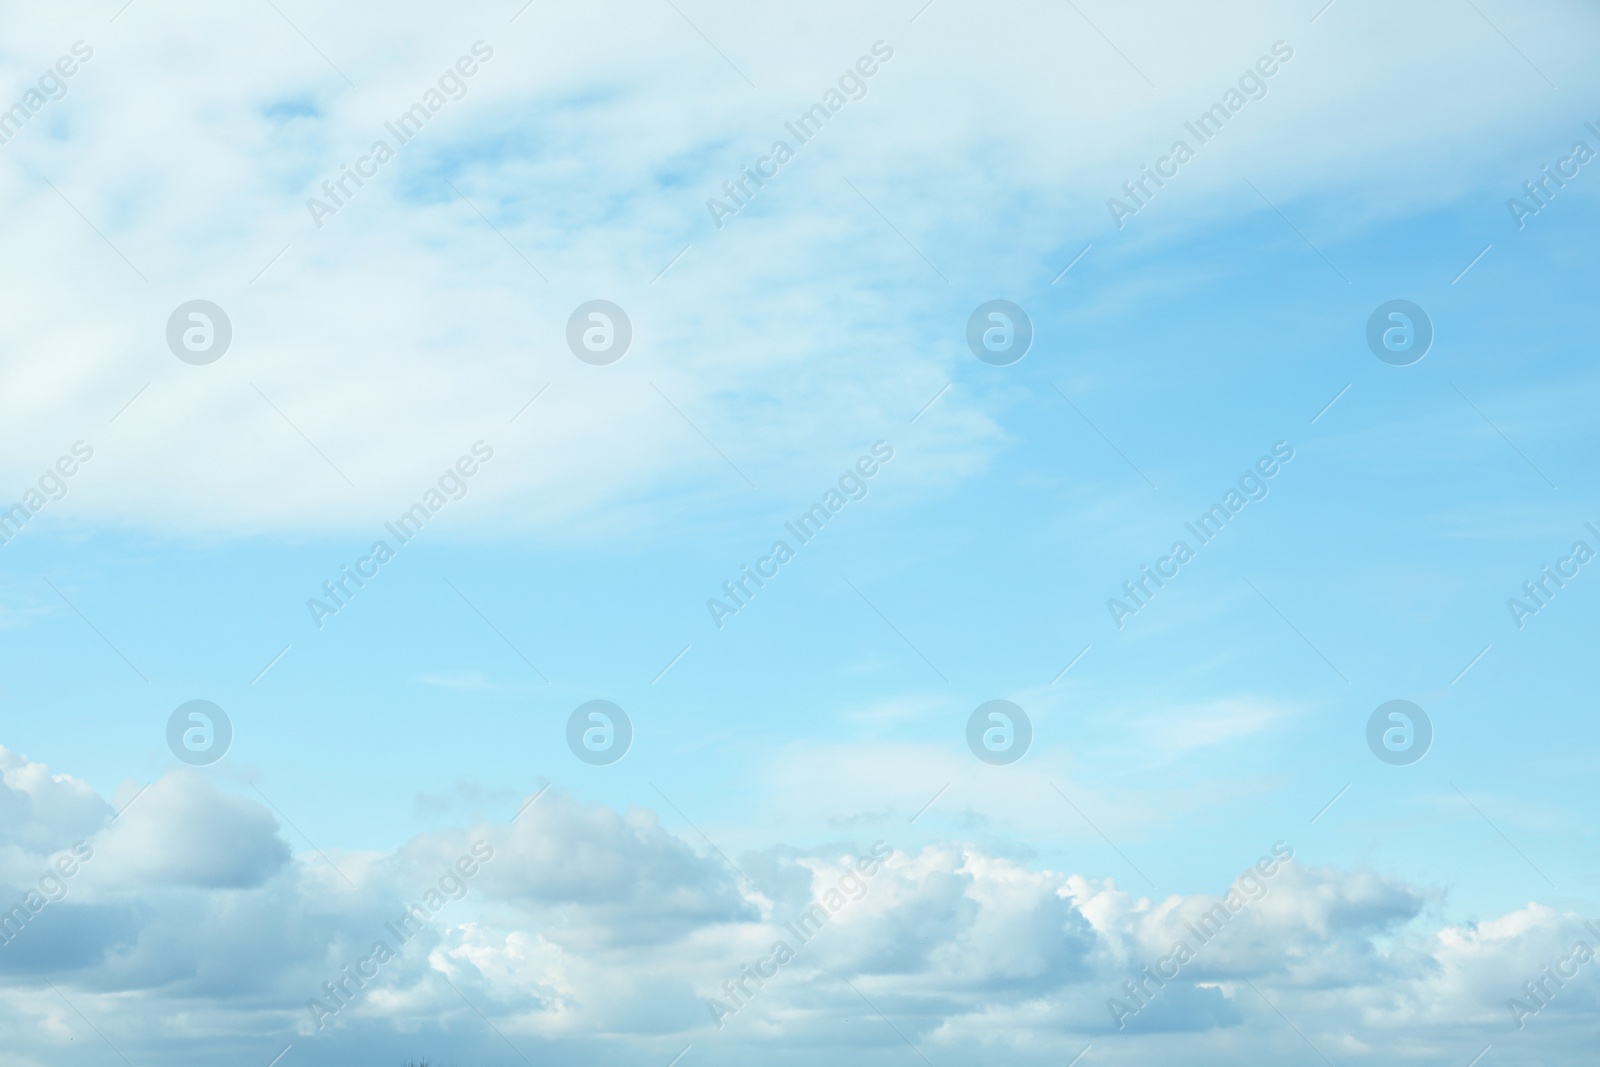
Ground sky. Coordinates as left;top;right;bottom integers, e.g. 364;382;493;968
2;0;1600;1064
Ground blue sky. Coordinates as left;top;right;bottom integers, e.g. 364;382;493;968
3;0;1600;1064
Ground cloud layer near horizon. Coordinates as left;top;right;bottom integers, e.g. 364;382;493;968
1;745;1594;1066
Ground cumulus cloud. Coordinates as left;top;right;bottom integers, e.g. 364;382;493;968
0;747;110;855
0;746;1591;1065
90;772;290;889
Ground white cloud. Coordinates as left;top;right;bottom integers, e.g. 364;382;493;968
0;745;111;857
0;746;1593;1064
2;0;1594;541
89;771;290;889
